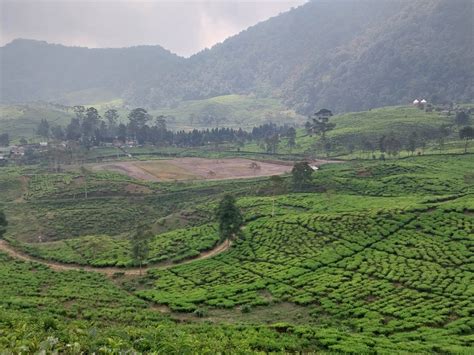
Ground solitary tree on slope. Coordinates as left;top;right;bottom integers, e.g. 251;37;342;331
306;109;335;156
216;194;243;241
130;226;151;275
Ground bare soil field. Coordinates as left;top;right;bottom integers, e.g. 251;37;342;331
92;158;293;181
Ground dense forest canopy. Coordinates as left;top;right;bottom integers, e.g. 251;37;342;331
1;0;472;114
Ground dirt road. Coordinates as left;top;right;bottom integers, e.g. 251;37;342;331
0;239;231;277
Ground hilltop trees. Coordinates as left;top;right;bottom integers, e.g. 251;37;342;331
104;109;119;139
378;133;402;157
216;195;243;240
407;132;419;155
307;109;335;141
104;109;119;126
66;118;82;141
264;134;280;154
306;109;335;155
128;108;151;143
59;106;299;151
82;107;101;147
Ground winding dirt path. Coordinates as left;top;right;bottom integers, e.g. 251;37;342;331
0;239;231;277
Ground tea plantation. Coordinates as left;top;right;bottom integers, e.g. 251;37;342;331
0;153;473;353
20;224;219;267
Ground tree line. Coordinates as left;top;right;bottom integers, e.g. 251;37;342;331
34;106;296;150
304;109;473;157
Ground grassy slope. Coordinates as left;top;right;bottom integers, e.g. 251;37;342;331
0;94;305;138
57;87;121;106
0;103;73;140
243;105;472;156
328;106;452;139
155;94;304;129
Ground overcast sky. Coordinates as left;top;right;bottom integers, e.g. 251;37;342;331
0;0;307;57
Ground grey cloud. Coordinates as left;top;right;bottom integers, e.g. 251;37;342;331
0;0;307;56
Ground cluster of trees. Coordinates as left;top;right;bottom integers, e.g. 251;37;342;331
371;112;473;157
7;105;471;160
353;131;438;158
35;106;297;151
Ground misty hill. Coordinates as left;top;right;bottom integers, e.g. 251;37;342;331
0;39;183;104
1;0;472;114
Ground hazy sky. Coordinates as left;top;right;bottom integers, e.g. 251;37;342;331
0;0;307;56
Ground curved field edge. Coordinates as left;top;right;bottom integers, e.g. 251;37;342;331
15;224;219;267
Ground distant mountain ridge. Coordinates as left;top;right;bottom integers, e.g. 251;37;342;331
1;0;472;114
0;39;184;104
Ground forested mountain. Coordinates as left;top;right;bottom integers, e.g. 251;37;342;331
0;39;183;104
1;0;472;113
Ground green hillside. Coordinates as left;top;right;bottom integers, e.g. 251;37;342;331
329;106;452;140
1;0;473;352
156;94;304;129
0;94;306;138
240;105;472;157
0;152;473;352
2;1;472;113
0;103;73;140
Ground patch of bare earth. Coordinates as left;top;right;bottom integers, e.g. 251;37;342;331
168;158;292;180
91;162;161;181
93;158;296;182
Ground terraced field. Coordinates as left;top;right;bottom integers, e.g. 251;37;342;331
0;153;473;353
19;224;220;267
132;202;473;352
